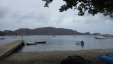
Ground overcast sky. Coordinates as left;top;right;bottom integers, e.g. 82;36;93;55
0;0;113;34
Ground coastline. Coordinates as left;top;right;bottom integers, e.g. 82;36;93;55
0;49;113;64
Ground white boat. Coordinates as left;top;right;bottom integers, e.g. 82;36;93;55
94;36;107;39
49;35;55;38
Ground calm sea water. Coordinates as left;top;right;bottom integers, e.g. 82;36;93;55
0;35;113;52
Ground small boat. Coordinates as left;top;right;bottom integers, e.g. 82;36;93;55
94;36;107;39
76;41;84;45
35;41;46;44
26;42;37;45
76;42;82;45
49;35;55;38
0;38;6;40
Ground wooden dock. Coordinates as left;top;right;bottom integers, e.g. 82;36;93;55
0;40;25;60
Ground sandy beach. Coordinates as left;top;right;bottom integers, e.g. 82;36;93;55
0;49;113;64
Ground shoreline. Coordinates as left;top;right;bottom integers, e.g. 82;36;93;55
0;49;113;64
20;48;113;53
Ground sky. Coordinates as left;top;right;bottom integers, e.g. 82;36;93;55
0;0;113;34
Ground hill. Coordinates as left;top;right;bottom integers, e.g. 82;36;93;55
2;27;91;35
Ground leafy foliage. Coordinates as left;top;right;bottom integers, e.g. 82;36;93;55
42;0;113;17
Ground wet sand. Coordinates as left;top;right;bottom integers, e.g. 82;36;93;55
0;49;113;64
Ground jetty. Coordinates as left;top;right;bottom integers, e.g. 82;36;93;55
0;40;24;60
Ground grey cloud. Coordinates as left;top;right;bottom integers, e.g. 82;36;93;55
0;7;8;18
36;11;51;22
0;0;113;34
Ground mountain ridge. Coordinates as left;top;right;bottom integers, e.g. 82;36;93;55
1;27;91;35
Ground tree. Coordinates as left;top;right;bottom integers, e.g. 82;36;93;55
42;0;113;17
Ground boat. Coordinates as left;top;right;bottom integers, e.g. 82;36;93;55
0;37;6;40
94;36;107;39
76;41;84;45
49;35;55;38
35;41;46;44
26;42;37;45
76;42;82;45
